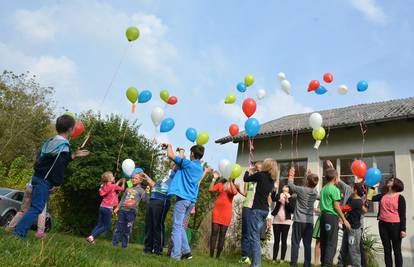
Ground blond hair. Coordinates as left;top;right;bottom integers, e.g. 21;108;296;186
262;158;278;181
101;171;113;183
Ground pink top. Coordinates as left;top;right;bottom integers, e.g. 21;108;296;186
99;183;124;208
379;193;400;223
273;192;292;225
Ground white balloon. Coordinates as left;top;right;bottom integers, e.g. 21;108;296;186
122;159;135;176
281;79;292;95
337;84;348;95
309;112;323;129
151;107;164;127
277;72;286;81
219;159;231;179
256;89;266;100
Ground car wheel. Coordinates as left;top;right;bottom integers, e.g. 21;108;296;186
0;211;16;227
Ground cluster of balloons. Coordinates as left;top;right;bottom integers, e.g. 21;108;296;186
185;128;210;145
309;112;325;149
277;72;292;95
219;159;242;180
351;160;382;187
308;73;368;96
126;87;152;113
64;112;85;139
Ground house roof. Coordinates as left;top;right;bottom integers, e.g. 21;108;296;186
215;97;414;144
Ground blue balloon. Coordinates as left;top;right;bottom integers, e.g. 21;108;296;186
245;118;260;138
357;80;368;92
365;167;382;187
185;128;198;143
160;118;175;133
237;82;247;93
138;90;152;103
315;86;328;95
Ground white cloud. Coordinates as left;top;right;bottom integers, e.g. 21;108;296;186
349;0;387;24
14;8;58;43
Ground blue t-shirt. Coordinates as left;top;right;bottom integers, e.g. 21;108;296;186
167;156;203;203
151;169;175;200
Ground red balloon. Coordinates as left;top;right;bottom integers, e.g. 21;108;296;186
229;124;239;137
351;160;367;178
323;73;333;83
308;80;320;92
242;98;257;118
167;96;178;105
72;120;84;139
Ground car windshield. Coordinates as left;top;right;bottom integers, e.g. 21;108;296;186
0;188;12;196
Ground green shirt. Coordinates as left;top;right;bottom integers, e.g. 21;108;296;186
320;184;341;217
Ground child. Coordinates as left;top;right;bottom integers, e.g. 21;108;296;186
113;168;154;248
319;168;350;267
287;168;319;267
86;171;125;244
338;183;366;267
14;115;89;238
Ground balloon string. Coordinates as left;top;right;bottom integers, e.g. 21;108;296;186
115;124;129;176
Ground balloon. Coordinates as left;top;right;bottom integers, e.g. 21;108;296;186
151;107;164;127
185;128;198;143
277;72;286;81
242;98;257;118
126;87;139;103
229;124;239;137
219;159;232;179
237;82;247;93
357;80;368;92
315;86;328;95
323;73;333;83
224;93;236;104
337;85;348;95
309;112;323;129
365;168;382;187
63;111;76;120
244;74;255;87
281;80;292;95
308;80;320;92
167;96;178;105
312;127;326;141
126;26;140;42
72;120;84;139
196;132;209;145
122;159;135;177
230;164;242;180
160;90;170;103
160;118;175;133
138;90;152;103
245;118;260;138
351;160;367;178
256;89;266;100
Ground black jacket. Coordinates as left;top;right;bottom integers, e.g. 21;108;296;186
371;193;406;232
271;191;295;219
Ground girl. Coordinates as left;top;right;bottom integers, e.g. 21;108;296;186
271;185;294;263
243;158;278;267
86;171;125;244
209;171;239;258
370;177;406;267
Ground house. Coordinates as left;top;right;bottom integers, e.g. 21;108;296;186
216;97;414;265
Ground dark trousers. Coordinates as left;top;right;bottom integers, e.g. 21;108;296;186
112;210;136;248
320;213;339;267
144;199;171;255
290;222;313;267
379;221;403;267
273;224;290;261
210;223;228;258
241;207;252;258
91;207;112;238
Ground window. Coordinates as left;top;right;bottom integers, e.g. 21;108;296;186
278;159;308;187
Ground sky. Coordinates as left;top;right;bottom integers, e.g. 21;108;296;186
1;0;414;167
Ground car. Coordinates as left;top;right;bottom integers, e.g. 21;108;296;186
0;187;52;231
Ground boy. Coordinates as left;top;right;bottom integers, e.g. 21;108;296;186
287;167;319;267
14;115;89;238
319;168;351;267
166;143;205;261
113;168;154;248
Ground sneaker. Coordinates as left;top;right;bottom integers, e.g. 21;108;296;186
35;232;46;239
181;252;193;260
86;236;95;244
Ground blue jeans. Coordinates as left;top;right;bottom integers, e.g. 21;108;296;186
249;209;268;267
170;198;194;260
91;207;112;238
14;176;52;238
113;210;136;248
241;207;253;258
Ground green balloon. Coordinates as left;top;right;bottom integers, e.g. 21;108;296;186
312;127;326;141
126;26;140;42
224;93;236;104
196;132;209;145
63;111;76;120
230;163;242;180
244;74;255;87
126;87;139;103
160;90;170;103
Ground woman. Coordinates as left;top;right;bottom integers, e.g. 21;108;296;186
271;185;294;263
370;177;406;267
244;158;278;267
209;171;239;258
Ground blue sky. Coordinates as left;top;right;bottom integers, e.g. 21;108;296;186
1;0;413;167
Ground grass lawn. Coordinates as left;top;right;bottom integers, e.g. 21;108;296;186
0;228;291;267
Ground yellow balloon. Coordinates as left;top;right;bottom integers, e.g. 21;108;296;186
196;132;209;145
312;127;326;141
244;74;255;87
224;93;236;104
230;164;242;180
